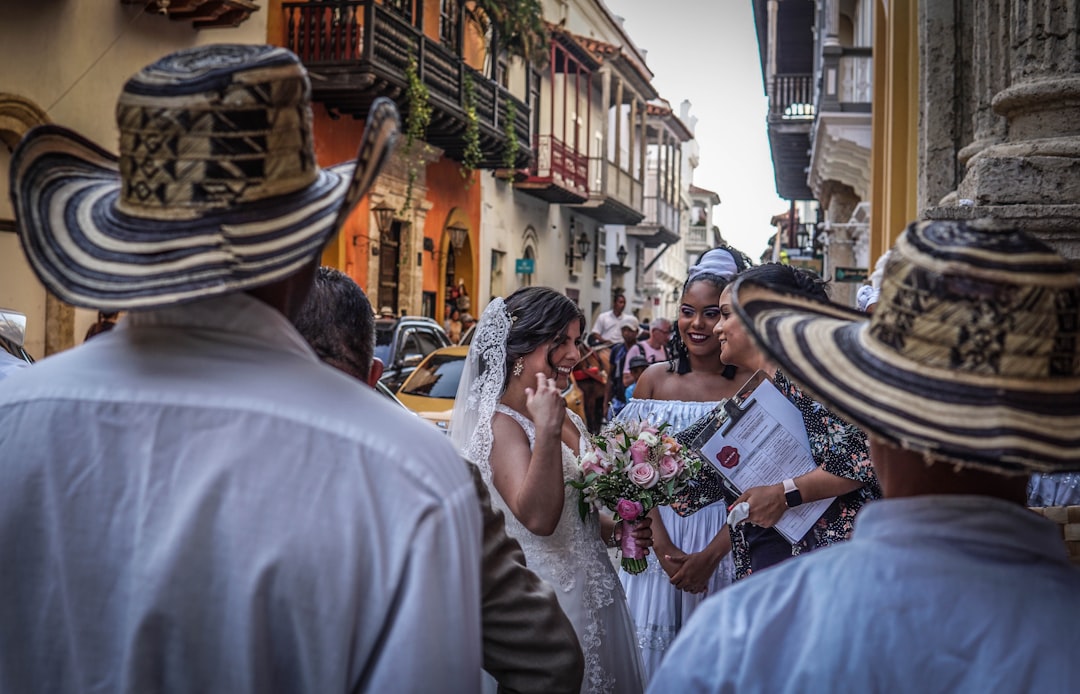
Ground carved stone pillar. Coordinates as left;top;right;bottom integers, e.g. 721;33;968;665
956;0;1008;168
926;0;1080;260
820;181;861;308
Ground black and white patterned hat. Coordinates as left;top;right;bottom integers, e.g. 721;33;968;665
733;219;1080;474
9;44;399;310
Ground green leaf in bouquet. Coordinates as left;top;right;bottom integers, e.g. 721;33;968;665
578;495;590;521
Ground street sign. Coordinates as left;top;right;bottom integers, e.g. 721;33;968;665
515;258;535;274
834;267;869;283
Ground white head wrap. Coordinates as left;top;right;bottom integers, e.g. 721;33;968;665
688;247;739;282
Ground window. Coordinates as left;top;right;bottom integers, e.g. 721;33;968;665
399;353;466;398
439;0;459;50
593;228;606;283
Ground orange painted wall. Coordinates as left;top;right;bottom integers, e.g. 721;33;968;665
424;159;480;322
311;104;373;285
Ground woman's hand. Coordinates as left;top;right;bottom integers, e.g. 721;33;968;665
525;372;565;437
665;551;722;594
615;514;653;556
664;530;730;594
732;483;787;528
658;548;686;579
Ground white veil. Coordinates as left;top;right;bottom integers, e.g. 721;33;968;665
449;297;512;483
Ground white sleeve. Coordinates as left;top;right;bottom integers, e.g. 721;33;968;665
360;481;484;692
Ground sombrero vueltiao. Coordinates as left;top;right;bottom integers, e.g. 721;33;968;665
9;44;399;310
732;219;1080;475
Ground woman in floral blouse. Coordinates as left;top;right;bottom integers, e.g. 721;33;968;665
714;264;881;579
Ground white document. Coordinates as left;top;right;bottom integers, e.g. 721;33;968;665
695;376;834;544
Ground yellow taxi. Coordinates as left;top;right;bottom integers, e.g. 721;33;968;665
396;345;587;434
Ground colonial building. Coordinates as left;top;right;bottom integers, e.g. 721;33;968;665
268;0;532;320
752;0;874;306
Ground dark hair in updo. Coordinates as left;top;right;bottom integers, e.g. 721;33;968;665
501;286;585;387
734;263;830;302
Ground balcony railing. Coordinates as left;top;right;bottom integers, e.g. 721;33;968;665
685;226;709;249
642;195;679;232
568;157;643;225
282;0;531;169
530;134;588;195
770;73;815;121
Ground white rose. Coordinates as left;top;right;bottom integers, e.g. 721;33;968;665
637;431;659;446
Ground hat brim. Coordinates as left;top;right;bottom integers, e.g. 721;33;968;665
732;281;1080;475
11;98;398;310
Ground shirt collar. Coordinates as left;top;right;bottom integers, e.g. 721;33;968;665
122;293;317;362
854;495;1069;563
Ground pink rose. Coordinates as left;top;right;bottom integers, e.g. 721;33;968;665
658;455;682;481
628;439;650;466
629;462;659;489
615;498;644;521
641;423;660;436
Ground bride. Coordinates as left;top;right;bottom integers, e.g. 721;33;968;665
451;286;648;694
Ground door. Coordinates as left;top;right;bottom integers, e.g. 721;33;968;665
378;220;401;314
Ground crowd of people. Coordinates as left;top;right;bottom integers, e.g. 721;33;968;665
1;44;1078;693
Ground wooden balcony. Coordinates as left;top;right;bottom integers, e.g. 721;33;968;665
282;0;531;169
516;135;589;203
767;73;814;201
572;157;644;226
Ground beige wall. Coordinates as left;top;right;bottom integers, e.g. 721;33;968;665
0;0;267;357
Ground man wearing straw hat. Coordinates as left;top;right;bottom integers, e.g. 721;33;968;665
651;220;1080;691
0;45;486;692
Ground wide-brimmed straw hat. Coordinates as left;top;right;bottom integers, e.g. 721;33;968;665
10;44;399;310
732;219;1080;475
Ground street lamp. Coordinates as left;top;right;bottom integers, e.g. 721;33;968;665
616;244;628;267
446;224;469;253
372;201;396;236
565;217;592;269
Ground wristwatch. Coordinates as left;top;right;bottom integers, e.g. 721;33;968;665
783;478;803;508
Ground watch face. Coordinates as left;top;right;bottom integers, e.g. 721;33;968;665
785;489;803;508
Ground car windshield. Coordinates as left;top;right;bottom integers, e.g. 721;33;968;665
399;353;465;398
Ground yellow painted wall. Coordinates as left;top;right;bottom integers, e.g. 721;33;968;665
870;0;920;259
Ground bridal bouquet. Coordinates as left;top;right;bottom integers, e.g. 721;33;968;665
568;419;702;574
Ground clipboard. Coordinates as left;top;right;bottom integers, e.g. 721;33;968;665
687;370;834;544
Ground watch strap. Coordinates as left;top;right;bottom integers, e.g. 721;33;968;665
783;478;803;508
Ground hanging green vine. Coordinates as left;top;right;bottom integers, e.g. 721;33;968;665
401;53;432;214
501;97;519;171
460;71;482;185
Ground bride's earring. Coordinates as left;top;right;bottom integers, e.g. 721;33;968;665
513;357;524;377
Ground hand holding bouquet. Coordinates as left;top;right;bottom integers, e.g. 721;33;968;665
568;419;702;573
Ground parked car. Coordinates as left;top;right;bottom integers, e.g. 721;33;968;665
0;309;33;364
373;316;452;393
395;345;587;435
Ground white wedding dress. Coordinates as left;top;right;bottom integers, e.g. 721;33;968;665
489;405;646;694
616;399;736;682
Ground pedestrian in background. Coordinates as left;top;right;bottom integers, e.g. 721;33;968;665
0;44;486;692
83;310;119;341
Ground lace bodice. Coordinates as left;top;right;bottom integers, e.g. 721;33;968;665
490;405;624;694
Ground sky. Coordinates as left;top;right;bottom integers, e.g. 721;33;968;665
605;0;786;259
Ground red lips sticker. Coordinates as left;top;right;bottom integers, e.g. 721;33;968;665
717;445;740;469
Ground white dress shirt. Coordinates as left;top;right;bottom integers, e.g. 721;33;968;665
650;495;1080;693
0;348;28;381
0;293;483;693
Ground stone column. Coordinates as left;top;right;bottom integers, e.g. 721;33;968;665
956;0;1008;169
820;181;860;308
929;0;1080;259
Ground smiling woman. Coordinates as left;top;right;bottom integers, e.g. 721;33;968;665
450;287;649;693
